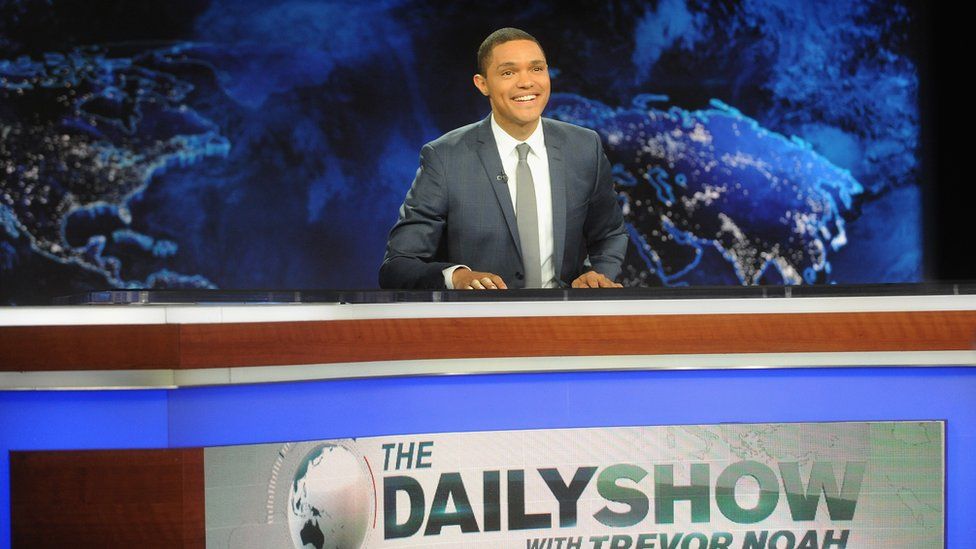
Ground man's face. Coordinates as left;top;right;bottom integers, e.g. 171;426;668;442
474;39;550;138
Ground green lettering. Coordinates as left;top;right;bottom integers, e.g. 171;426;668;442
823;529;850;548
635;533;658;549
484;470;501;531
383;476;425;539
509;470;551;530
594;464;649;527
716;460;779;523
797;530;818;549
654;464;710;523
709;532;734;549
539;467;597;527
742;530;768;549
780;462;865;521
769;530;796;549
424;472;479;535
610;534;633;549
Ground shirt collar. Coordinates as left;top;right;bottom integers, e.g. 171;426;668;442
490;114;546;157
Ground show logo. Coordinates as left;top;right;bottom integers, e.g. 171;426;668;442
380;441;861;548
206;422;944;548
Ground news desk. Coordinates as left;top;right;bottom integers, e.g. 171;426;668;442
1;285;975;547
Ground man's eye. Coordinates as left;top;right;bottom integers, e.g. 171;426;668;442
533;67;544;72
501;71;514;77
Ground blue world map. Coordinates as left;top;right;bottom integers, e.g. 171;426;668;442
0;0;921;303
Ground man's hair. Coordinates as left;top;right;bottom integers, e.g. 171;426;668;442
477;27;545;75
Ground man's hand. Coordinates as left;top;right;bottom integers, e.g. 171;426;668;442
571;270;622;288
453;268;508;290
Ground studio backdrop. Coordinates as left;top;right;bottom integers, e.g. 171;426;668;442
0;0;923;303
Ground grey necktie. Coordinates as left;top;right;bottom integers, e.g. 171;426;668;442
515;143;542;288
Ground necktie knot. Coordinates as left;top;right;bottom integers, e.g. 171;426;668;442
516;143;531;161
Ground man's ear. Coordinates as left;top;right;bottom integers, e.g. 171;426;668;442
472;74;489;96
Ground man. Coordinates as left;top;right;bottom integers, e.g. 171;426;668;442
379;28;627;290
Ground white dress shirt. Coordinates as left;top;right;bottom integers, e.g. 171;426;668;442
444;115;557;288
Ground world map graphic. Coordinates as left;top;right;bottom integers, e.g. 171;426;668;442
0;0;922;303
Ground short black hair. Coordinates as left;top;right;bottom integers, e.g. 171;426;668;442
477;27;545;75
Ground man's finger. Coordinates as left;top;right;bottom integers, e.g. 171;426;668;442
490;274;508;289
480;276;497;289
569;271;620;289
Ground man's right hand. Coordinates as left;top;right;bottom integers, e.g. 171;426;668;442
452;268;508;290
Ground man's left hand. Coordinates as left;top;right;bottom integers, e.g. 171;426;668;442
571;271;623;288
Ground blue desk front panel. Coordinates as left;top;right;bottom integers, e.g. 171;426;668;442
2;366;974;548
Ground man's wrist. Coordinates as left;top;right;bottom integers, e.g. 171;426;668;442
442;265;470;289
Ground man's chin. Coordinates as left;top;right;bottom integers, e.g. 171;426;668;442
513;113;544;126
522;108;547;123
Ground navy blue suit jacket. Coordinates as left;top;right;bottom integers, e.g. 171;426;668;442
379;116;627;289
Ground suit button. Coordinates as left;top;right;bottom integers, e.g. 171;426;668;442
515;272;524;280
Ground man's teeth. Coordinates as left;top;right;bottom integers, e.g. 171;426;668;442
514;95;537;102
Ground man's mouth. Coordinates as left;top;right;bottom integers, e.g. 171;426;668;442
513;94;538;103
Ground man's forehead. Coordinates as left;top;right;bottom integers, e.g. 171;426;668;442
495;59;547;68
489;40;546;67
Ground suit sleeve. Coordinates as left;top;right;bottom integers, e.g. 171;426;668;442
583;133;628;280
378;143;455;289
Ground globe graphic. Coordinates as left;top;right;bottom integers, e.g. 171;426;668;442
287;442;374;549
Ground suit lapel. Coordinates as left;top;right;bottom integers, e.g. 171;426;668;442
474;116;522;259
544;119;567;279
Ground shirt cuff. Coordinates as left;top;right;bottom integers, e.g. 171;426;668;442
442;265;470;289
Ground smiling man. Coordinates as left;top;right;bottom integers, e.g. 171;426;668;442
379;28;627;290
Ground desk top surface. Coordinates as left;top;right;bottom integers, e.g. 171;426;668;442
1;283;975;327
